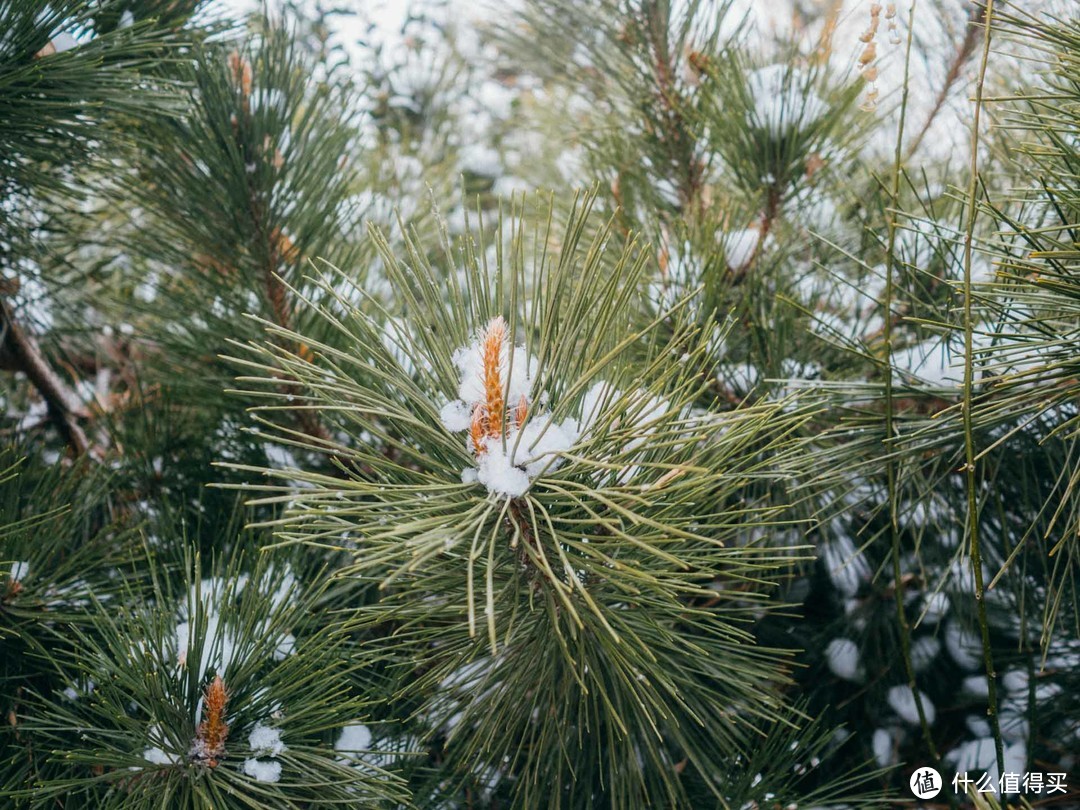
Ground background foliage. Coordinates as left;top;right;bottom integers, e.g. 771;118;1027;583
1;0;1078;807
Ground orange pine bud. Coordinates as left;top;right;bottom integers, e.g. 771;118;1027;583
270;227;299;265
227;51;252;98
482;317;506;438
195;675;229;767
470;403;488;455
514;395;528;427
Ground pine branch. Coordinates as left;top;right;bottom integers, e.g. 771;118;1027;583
960;0;1005;777
882;0;946;783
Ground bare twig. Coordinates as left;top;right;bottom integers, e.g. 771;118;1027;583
960;0;1005;778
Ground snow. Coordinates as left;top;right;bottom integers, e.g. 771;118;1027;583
61;678;95;701
945;738;1025;791
886;684;935;726
919;592;949;625
945;737;996;773
242;757;282;783
335;724;373;753
9;561;29;582
475;443;533;497
248;723;286;757
961;675;989;699
909;636;941;673
175;568;298;679
719;227;762;271
824;638;860;681
965;715;991;738
871;728;894;768
142;724;178;766
1001;669;1028;694
335;723;419;772
442;318;589;496
746;65;827;136
820;535;871;597
45;32;79;55
449;318;536;408
440;400;473;432
944;619;982;671
143;746;179;766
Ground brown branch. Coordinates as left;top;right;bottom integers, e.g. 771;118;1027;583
0;296;90;456
228;60;332;448
646;12;705;216
729;181;784;284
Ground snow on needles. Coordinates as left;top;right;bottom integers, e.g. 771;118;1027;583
746;65;827;136
439;317;674;496
174;567;297;680
243;722;287;783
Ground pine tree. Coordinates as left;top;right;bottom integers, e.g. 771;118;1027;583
2;0;1078;808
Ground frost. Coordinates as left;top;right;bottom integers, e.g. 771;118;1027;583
242;757;282;783
824;638;860;682
886;684;935;726
382;317;430;376
248;723;287;757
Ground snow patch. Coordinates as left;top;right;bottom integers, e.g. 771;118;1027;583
824;638;860;681
242;757;282;783
887;684;935;726
335;723;372;753
746;65;827;136
248;723;286;757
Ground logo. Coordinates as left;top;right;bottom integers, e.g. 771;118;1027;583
910;767;942;799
